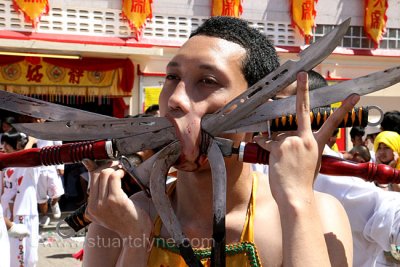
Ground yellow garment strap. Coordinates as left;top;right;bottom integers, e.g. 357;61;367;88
240;172;258;243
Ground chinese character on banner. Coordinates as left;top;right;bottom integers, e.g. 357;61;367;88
12;0;49;27
364;0;388;47
290;0;317;44
122;0;153;40
212;0;243;17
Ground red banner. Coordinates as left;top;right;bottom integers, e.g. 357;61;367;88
12;0;49;27
364;0;388;47
211;0;243;17
290;0;317;44
122;0;153;40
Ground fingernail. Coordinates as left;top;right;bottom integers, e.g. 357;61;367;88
298;72;307;82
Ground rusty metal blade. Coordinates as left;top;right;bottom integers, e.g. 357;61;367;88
224;65;400;133
208;139;227;266
13;117;175;141
0;90;111;121
201;18;351;136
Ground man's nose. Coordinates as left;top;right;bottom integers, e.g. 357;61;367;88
167;80;191;113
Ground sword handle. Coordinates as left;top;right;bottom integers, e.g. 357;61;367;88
241;142;400;183
270;106;368;131
0;141;111;170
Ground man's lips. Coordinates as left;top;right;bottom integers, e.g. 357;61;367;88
164;113;208;169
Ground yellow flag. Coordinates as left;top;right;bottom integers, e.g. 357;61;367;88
212;0;243;17
122;0;153;40
290;0;317;43
364;0;388;47
13;0;49;26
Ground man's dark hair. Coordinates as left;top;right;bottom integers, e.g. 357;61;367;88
349;145;371;162
190;16;280;87
145;104;159;115
350;126;365;139
308;70;328;91
381;111;400;134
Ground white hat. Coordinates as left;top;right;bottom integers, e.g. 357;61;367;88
365;125;381;136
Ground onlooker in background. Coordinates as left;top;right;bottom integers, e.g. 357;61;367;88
381;111;400;134
350;126;366;147
374;131;400;170
1;117;16;134
364;125;381;163
1;130;40;267
144;104;160;117
373;131;400;192
25;118;65;227
348;145;372;163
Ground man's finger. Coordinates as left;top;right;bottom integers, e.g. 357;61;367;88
107;169;125;197
295;72;311;136
82;159;100;212
317;94;360;145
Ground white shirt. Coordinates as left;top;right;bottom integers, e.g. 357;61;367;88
1;168;18;216
13;167;40;216
314;174;400;267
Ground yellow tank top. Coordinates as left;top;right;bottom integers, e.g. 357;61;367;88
147;173;262;267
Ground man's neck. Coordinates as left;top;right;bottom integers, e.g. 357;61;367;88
173;160;254;226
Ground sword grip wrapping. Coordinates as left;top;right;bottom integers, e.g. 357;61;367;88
64;203;91;232
242;142;400;183
0;141;110;170
270;106;368;131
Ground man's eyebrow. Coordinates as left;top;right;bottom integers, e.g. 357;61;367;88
166;61;179;68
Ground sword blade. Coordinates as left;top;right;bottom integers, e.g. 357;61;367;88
202;18;351;135
0;90;112;121
13;117;175;141
225;65;400;133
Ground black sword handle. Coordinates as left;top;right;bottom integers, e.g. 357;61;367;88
270;106;368;131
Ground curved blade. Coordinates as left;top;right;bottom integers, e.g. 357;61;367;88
225;65;400;133
0;90;111;121
201;18;351;136
13;117;174;141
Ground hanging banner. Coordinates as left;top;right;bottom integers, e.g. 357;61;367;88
12;0;49;26
122;0;153;40
211;0;243;17
364;0;388;47
290;0;317;44
0;56;134;97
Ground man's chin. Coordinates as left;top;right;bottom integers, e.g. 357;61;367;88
174;155;209;172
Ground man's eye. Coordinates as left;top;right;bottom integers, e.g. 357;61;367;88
200;78;218;85
165;74;179;81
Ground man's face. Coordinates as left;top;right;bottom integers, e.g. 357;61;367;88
159;35;248;171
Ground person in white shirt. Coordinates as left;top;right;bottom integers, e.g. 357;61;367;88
35;138;65;226
1;130;40;267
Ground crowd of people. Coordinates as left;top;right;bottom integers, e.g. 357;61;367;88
0;16;400;266
0;116;65;266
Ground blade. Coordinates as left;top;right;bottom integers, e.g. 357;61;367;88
225;65;400;133
13;117;174;141
201;18;351;136
0;90;112;121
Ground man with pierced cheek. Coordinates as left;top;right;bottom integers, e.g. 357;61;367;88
82;16;357;267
